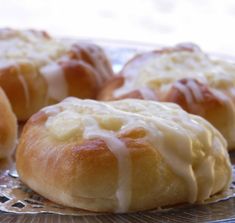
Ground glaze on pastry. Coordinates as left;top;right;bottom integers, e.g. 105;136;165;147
0;28;113;120
0;88;17;158
16;98;232;212
98;43;235;150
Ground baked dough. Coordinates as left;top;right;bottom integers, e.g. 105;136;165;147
0;28;113;120
98;43;235;150
0;87;17;158
16;98;232;212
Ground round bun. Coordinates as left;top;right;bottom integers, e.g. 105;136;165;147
98;43;235;150
16;98;232;213
0;28;113;121
0;87;17;158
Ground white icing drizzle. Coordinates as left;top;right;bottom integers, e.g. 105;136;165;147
40;63;68;102
17;74;30;109
42;104;62;116
139;87;156;100
44;98;232;211
187;79;204;102
173;82;194;105
156;128;197;202
83;123;131;213
173;79;204;105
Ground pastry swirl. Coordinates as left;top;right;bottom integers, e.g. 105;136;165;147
16;98;232;212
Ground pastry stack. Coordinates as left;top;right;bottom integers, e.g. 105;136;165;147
0;29;233;213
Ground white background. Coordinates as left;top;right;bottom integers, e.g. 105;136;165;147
1;0;235;55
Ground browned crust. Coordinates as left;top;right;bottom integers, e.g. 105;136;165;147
68;43;114;86
0;88;17;158
0;63;47;121
98;76;124;100
116;90;145;100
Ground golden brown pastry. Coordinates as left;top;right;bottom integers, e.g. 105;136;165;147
0;28;113;121
0;87;17;158
98;43;235;150
16;98;232;213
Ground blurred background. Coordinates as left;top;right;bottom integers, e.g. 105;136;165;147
1;0;235;55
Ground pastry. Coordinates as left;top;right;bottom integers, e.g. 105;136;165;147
98;43;235;150
0;88;17;158
16;98;232;212
0;28;113;121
